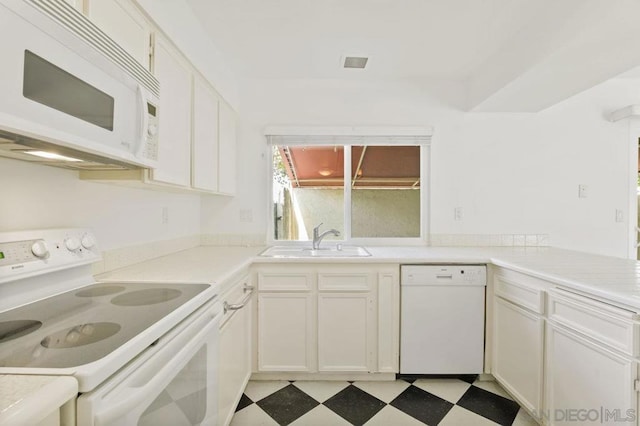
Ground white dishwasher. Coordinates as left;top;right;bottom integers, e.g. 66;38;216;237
400;265;486;374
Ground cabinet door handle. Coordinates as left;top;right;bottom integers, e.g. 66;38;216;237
224;284;255;314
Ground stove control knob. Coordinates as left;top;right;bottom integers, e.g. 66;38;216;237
65;237;81;252
81;234;95;249
31;241;49;258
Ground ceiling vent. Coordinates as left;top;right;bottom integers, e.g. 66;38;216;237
343;56;368;69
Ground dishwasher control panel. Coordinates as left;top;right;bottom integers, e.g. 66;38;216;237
401;265;486;286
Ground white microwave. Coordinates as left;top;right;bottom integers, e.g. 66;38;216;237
0;0;159;170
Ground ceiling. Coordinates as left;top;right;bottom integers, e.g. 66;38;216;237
185;0;640;111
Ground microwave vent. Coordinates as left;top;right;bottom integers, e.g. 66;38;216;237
28;0;159;97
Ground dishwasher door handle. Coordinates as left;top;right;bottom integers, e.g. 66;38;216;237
436;274;453;279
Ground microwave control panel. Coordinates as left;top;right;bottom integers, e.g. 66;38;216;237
143;101;159;161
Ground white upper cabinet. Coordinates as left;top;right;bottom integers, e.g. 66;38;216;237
218;101;237;195
192;75;220;192
77;0;238;195
85;0;151;69
150;34;192;187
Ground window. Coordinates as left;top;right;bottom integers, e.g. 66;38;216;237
270;135;428;243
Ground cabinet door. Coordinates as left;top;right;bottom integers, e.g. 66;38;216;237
492;297;544;415
546;322;637;426
85;0;151;68
318;293;374;372
219;295;252;426
218;101;237;195
192;76;219;192
258;293;313;371
150;35;192;187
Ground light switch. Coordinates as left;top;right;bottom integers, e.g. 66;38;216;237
578;184;588;198
454;207;463;221
616;209;624;223
162;207;169;224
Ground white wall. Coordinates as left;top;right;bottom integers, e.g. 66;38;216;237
201;76;640;258
0;158;201;250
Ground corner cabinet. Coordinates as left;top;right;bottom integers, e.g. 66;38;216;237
491;267;640;426
192;74;220;192
252;263;399;378
217;102;237;195
545;289;638;426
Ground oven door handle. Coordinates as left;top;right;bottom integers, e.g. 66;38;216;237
94;309;221;425
224;285;255;314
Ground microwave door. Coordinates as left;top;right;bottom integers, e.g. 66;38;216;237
0;2;149;167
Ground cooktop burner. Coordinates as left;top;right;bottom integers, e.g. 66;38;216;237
111;288;182;306
0;282;210;368
41;322;121;349
0;320;42;344
76;285;125;297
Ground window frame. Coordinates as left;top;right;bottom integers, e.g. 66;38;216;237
266;139;431;247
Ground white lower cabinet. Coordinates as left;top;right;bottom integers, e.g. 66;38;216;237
253;264;398;376
493;296;544;415
218;275;253;426
545;322;637;426
258;292;314;372
492;268;640;426
492;271;546;419
544;289;639;426
318;292;374;372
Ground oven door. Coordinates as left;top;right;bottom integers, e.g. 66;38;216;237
77;300;221;426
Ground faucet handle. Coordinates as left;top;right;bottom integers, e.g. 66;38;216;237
313;223;323;232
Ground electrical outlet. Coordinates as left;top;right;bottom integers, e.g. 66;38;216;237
578;184;588;198
616;209;624;223
454;207;463;221
162;206;169;224
239;209;253;223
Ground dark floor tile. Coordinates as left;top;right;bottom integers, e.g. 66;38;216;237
458;374;479;384
235;393;253;412
390;384;454;425
396;374;478;385
457;385;520;426
257;384;319;425
323;384;386;426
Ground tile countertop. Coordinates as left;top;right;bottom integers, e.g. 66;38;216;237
98;245;640;312
0;375;77;425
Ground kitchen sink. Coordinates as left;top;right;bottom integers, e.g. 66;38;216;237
259;245;371;258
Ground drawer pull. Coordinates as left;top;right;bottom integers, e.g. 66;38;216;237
223;284;254;314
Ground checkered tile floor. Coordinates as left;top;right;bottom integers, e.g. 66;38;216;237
230;376;539;426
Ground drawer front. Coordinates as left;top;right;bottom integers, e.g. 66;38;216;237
318;272;371;292
548;289;638;356
494;274;545;314
258;272;312;291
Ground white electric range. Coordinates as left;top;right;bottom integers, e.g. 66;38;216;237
0;228;221;425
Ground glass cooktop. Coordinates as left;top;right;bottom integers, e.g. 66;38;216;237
0;282;210;368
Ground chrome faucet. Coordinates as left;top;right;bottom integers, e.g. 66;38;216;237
312;223;340;250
